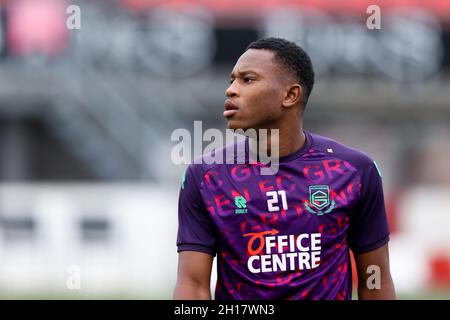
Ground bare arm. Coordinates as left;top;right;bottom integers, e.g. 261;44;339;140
173;251;214;300
354;243;396;300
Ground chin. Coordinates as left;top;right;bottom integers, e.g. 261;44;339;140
227;120;249;131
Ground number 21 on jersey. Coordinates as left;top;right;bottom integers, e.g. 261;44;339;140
266;190;288;212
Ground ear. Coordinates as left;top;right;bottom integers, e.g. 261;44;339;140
282;84;303;108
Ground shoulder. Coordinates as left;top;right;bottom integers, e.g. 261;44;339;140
308;132;375;174
185;135;248;182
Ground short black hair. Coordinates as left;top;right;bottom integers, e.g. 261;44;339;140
246;37;315;105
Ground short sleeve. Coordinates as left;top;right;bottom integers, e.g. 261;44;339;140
176;164;218;256
348;160;390;254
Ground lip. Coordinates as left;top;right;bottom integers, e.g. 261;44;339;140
223;100;239;118
224;100;239;111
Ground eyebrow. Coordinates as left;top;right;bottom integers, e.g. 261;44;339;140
229;70;260;78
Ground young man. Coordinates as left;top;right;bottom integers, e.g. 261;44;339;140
174;38;395;300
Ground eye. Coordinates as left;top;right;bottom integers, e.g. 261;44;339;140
243;77;253;83
229;78;235;84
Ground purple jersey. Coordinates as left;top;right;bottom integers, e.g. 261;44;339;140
177;131;390;300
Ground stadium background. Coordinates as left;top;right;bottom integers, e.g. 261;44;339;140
0;0;450;299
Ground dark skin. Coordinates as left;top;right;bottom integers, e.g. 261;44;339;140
223;49;306;158
355;244;396;299
173;49;396;300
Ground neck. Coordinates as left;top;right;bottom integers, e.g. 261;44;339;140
253;119;306;160
278;123;306;158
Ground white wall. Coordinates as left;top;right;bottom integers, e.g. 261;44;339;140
0;183;448;298
0;183;180;298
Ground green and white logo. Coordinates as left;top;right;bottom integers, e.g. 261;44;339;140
304;185;335;216
234;196;248;214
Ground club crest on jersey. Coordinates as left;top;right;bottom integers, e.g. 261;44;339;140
304;185;335;216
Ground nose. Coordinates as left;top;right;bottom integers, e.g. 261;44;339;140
226;81;239;98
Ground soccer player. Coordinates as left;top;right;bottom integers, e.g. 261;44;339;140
174;38;396;300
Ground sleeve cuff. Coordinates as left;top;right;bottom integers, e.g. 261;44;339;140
177;243;217;256
350;233;390;255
